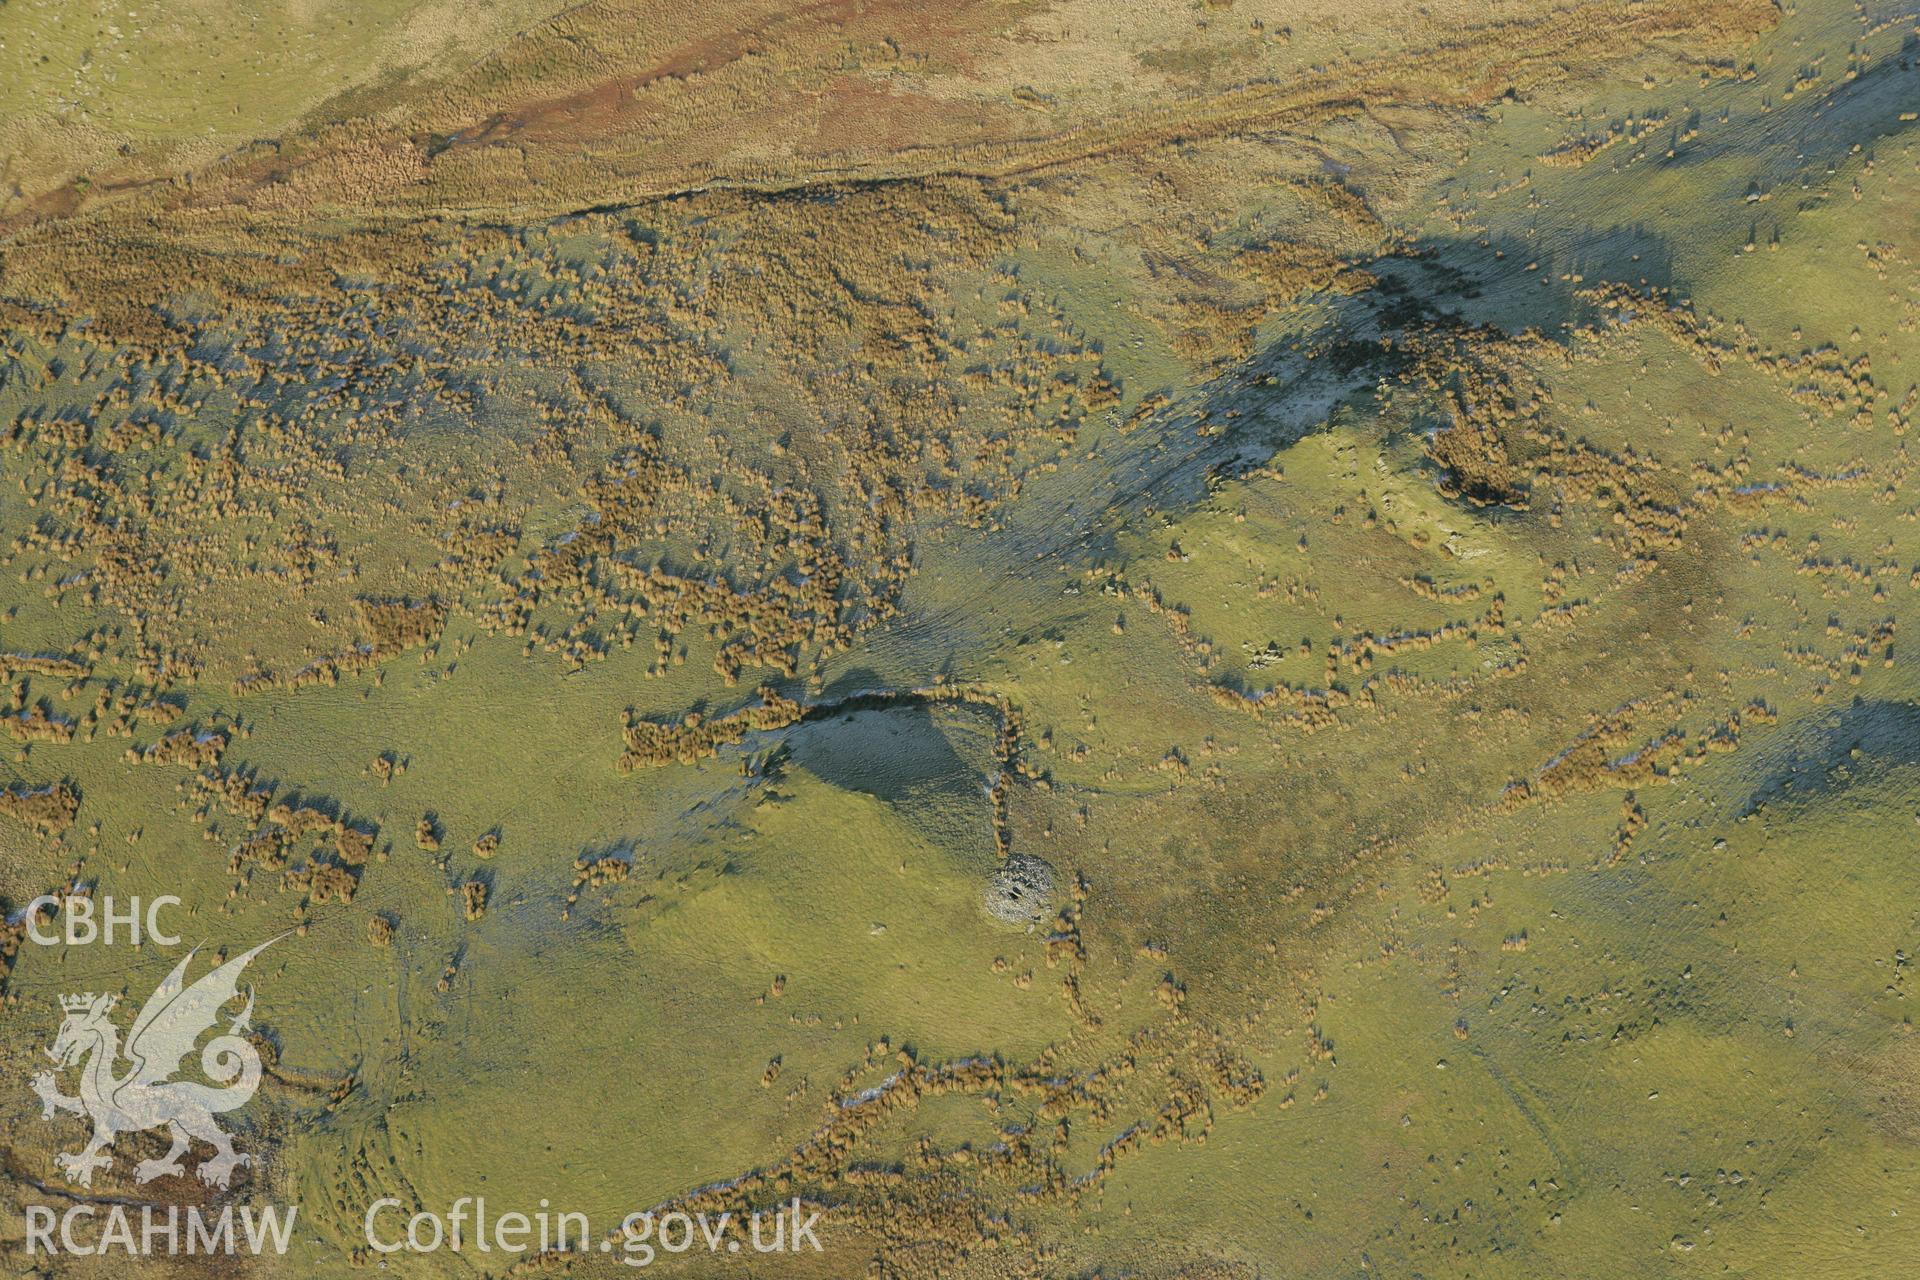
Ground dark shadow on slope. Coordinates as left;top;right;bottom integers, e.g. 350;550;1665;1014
1737;697;1920;819
787;702;973;804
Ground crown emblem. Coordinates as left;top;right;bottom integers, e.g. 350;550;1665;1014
60;992;110;1012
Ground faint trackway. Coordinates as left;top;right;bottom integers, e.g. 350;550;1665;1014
0;0;1766;239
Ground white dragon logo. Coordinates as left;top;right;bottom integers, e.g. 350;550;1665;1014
30;937;279;1189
